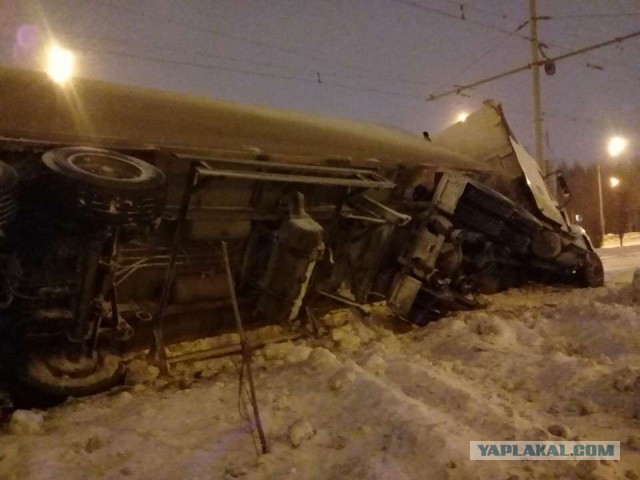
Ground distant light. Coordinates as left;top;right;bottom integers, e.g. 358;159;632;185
455;112;469;123
607;136;628;158
46;45;74;84
575;213;583;222
609;176;620;188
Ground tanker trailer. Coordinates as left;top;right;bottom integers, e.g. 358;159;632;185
0;67;602;397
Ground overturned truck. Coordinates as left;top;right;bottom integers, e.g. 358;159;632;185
0;67;603;397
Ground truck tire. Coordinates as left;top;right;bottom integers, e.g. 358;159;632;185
579;251;605;288
42;147;166;227
19;350;124;398
531;230;562;259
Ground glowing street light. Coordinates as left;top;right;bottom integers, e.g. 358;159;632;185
607;136;628;158
46;45;75;84
597;136;629;242
455;111;469;123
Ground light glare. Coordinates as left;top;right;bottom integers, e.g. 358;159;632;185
46;45;74;84
607;136;628;158
456;112;469;123
609;176;620;188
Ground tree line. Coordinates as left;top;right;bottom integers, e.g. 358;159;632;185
560;156;639;247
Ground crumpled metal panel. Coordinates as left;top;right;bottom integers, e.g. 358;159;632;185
509;138;566;227
432;100;566;228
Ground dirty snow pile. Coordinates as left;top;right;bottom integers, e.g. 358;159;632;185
2;283;640;479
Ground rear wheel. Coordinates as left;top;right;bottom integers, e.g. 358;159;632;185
19;349;124;398
42;147;166;227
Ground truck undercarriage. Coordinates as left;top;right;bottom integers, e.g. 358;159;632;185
0;67;603;400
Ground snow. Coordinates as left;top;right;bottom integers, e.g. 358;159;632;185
124;359;160;386
599;244;640;284
2;248;640;479
602;232;640;249
262;343;312;364
288;418;315;448
8;410;44;435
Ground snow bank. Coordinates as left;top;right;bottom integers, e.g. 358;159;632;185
2;282;640;479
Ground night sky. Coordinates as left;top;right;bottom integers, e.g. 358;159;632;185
1;0;639;166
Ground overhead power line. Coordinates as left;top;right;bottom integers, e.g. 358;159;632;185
2;3;638;135
391;0;640;84
3;16;438;90
78;45;425;100
552;12;640;19
91;0;640;90
97;2;325;62
93;1;434;87
440;0;512;21
0;28;426;100
386;0;534;41
426;29;640;101
441;0;640;22
430;15;529;100
1;35;631;133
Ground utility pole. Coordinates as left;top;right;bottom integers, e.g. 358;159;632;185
529;0;545;175
597;160;605;241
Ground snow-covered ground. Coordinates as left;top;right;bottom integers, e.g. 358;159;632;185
602;233;640;249
599;245;640;285
2;247;640;480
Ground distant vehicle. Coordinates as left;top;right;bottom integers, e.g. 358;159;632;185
0;67;603;397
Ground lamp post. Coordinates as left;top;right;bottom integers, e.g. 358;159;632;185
598;137;628;242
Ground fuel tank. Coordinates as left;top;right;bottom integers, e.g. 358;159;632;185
0;66;485;172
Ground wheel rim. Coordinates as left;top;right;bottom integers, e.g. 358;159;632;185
69;153;144;180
